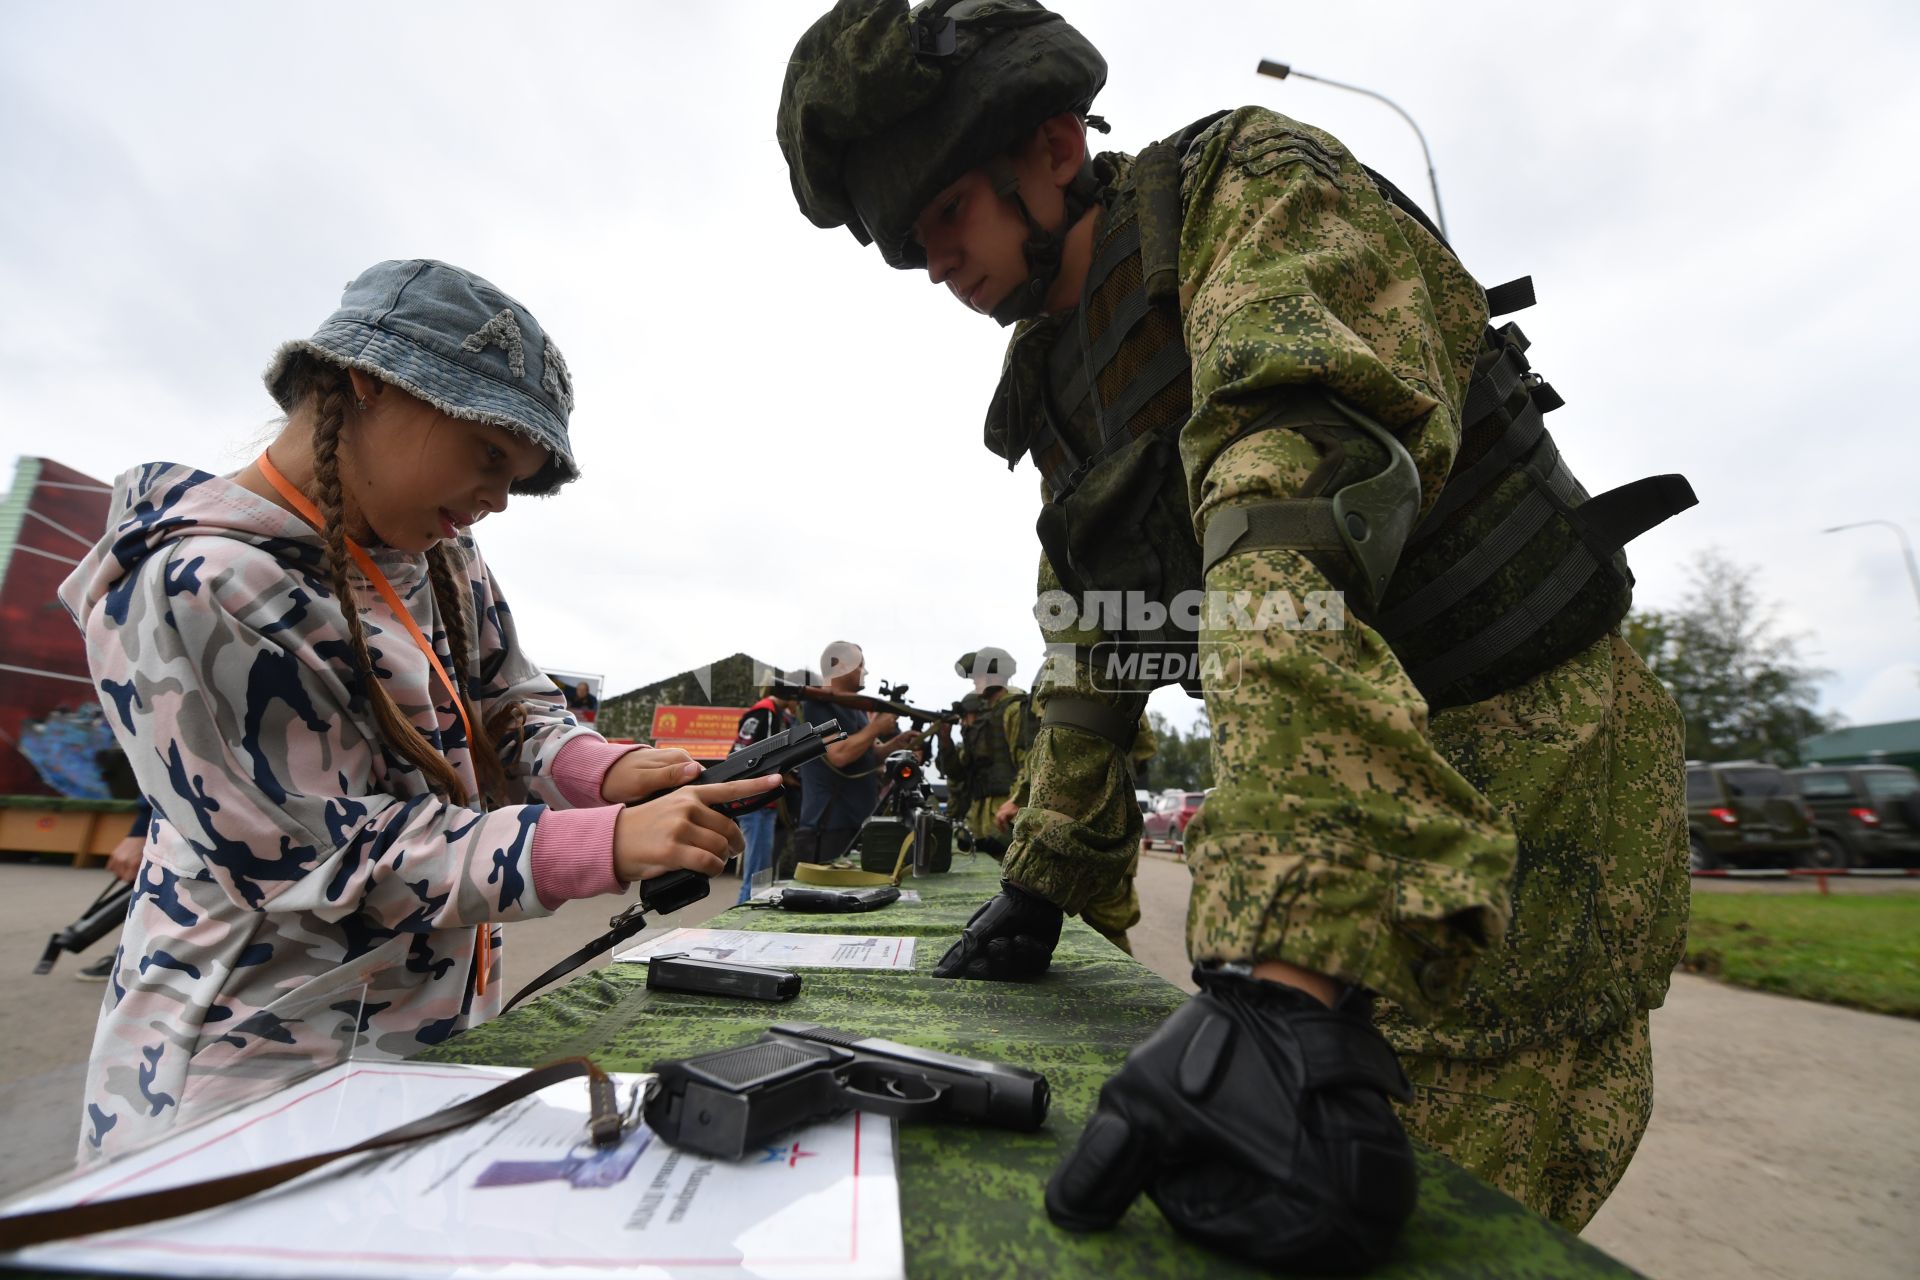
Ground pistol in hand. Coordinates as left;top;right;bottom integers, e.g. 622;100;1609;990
631;720;846;819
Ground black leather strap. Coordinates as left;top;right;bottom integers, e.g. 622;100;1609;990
502;869;711;1014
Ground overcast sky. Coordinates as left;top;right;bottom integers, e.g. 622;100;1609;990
5;0;1918;739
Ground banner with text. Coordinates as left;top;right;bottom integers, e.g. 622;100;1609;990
650;704;749;760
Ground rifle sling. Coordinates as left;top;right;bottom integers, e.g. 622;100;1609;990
0;1058;608;1251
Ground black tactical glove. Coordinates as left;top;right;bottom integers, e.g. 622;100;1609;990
1046;967;1417;1273
931;879;1063;981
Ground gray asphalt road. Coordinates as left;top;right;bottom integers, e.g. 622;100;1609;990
4;853;1916;1279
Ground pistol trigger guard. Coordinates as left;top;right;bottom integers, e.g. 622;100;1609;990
838;1066;948;1118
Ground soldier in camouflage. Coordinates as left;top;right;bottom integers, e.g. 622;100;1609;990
933;647;1033;853
1004;710;1155;952
935;690;986;834
777;0;1688;1265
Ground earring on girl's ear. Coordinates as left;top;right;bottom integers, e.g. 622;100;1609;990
355;397;370;412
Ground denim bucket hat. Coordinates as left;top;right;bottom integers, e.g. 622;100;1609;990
264;259;578;494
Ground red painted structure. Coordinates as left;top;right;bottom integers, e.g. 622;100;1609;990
0;458;113;795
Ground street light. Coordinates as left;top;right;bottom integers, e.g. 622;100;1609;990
1255;59;1447;241
1822;519;1920;621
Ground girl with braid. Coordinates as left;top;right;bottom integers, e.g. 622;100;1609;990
59;260;777;1162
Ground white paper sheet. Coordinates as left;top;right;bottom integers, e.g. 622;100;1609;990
3;1061;903;1280
614;928;917;971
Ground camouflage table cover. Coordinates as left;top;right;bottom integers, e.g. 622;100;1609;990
416;857;1637;1279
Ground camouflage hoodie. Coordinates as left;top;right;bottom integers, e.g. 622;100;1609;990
58;463;633;1164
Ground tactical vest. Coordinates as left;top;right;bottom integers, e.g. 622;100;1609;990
972;688;1032;796
1010;116;1695;721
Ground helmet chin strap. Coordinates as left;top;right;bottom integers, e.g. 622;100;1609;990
986;158;1103;327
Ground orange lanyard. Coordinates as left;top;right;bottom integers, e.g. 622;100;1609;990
254;451;491;996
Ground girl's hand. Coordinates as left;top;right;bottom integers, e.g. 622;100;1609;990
105;835;144;884
601;746;700;803
612;775;783;883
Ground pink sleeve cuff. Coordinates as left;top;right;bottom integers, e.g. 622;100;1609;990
531;805;625;908
551;735;643;808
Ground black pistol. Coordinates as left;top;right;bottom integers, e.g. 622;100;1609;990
645;1022;1049;1160
500;721;847;1013
631;720;846;818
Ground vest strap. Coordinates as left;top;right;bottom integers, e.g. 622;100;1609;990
1572;473;1699;551
1375;489;1557;635
1409;544;1601;696
1405;473;1697;697
1134;136;1187;307
1040;696;1139;753
1100;332;1191;447
1200;499;1346;577
1413;387;1548;542
1461;332;1538;427
1483;276;1537;318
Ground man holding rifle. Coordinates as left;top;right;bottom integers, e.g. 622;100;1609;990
790;640;923;870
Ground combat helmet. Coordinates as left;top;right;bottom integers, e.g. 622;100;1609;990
778;0;1108;325
955;647;1017;684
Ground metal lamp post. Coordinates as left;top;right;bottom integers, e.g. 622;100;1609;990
1255;59;1448;241
1822;519;1920;621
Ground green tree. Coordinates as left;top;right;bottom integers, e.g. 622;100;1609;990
1146;709;1215;791
1625;548;1834;764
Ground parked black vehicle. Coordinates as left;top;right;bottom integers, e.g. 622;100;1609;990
1685;762;1819;870
1786;765;1920;868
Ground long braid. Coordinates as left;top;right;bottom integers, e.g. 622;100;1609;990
426;542;510;806
310;381;469;803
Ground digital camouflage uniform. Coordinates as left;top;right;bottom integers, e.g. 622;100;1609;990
993;108;1688;1228
1011;711;1154;949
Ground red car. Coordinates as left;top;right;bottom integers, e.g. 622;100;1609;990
1143;791;1207;851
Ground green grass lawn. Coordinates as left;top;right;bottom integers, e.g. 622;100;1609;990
1683;891;1920;1018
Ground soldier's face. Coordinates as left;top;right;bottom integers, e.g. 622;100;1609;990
914;167;1038;316
914;121;1081;316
